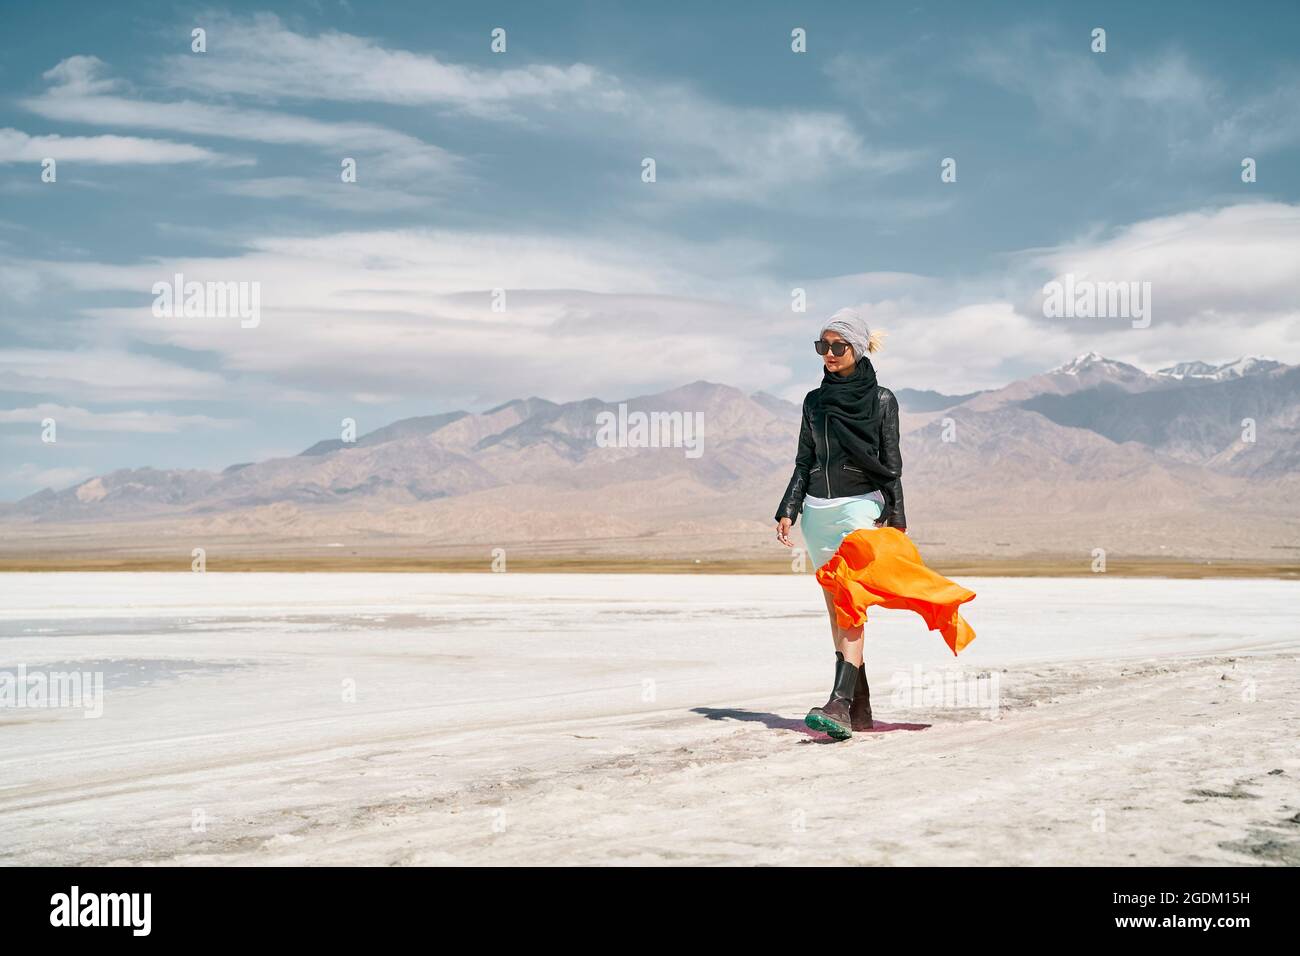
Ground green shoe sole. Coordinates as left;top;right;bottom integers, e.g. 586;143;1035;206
805;711;852;740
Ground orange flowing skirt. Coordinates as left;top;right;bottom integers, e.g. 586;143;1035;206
814;527;977;656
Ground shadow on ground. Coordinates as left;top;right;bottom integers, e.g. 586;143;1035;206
692;706;931;740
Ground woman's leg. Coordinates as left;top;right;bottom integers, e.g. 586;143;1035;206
816;499;876;669
822;587;864;667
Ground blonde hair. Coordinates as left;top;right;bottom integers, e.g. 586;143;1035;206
866;327;887;354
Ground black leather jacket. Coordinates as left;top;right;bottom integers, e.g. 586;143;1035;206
774;385;907;529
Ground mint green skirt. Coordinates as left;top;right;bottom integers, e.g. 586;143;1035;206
799;491;885;568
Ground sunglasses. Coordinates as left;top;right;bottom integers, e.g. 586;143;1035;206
814;339;852;357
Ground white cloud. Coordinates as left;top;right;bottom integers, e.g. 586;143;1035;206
0;348;233;402
21;56;466;183
1024;202;1300;325
12;227;793;403
42;55;120;95
162;13;600;117
219;176;435;210
774;204;1300;393
16;21;923;212
0;127;238;166
10;204;1298;408
0;403;239;432
824;51;945;124
606;82;920;205
965;35;1300;155
0;264;44;302
145;16;912;207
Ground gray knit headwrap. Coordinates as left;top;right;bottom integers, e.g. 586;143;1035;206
820;307;872;359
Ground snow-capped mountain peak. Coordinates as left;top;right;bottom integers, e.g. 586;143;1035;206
1155;356;1282;381
1049;352;1144;377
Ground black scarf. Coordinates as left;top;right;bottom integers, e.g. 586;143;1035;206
819;355;899;483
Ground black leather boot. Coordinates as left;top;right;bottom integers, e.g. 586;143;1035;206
850;659;874;731
805;651;859;740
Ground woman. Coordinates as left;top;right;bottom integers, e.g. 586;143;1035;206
774;308;977;741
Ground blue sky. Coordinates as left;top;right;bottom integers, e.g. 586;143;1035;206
2;0;1299;499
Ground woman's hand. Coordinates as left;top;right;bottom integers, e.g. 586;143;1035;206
775;517;794;547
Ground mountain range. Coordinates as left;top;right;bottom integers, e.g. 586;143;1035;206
3;353;1298;564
